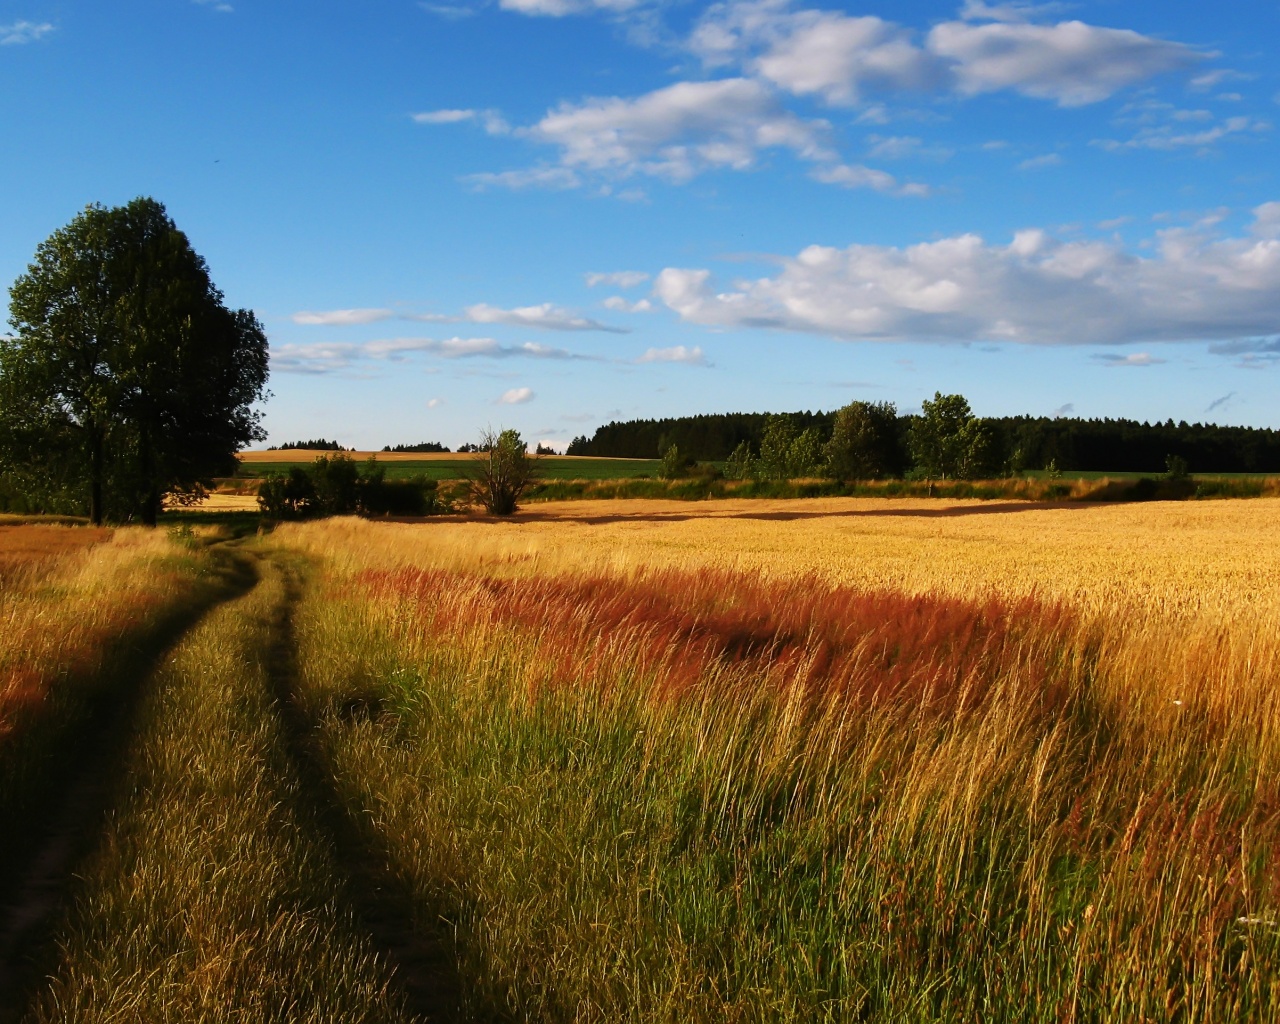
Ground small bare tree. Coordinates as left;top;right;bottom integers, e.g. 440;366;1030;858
468;427;537;516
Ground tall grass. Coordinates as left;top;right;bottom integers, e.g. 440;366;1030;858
276;512;1280;1022
0;529;226;841
22;556;414;1023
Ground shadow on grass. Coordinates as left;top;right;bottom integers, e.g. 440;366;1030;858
260;554;464;1023
0;547;258;1024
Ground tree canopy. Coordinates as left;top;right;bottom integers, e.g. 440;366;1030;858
1;198;269;523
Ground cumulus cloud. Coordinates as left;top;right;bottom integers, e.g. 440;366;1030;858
525;77;833;183
585;270;650;288
426;397;445;408
635;345;708;365
271;336;585;374
653;202;1280;347
928;20;1196;106
1;20;55;44
691;1;1199;109
498;387;535;404
291;308;395;326
464;302;628;332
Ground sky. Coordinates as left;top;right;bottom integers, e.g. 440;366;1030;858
1;0;1278;451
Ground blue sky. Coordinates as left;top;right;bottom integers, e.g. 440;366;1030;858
2;0;1278;450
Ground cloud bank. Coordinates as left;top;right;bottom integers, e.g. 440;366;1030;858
654;203;1280;347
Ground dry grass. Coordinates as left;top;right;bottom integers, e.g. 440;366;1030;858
264;497;1280;1020
0;525;111;582
277;497;1280;619
0;529;209;745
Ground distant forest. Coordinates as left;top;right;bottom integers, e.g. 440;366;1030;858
268;439;347;451
567;413;1280;474
382;442;451;453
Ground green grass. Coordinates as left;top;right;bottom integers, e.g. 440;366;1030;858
279;552;1280;1022
232;456;663;483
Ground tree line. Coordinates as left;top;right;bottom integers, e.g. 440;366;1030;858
569;404;1280;476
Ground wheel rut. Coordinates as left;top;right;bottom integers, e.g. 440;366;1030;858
0;548;257;1024
260;556;463;1023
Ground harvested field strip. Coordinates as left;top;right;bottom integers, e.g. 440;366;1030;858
19;557;416;1024
284;536;1280;1022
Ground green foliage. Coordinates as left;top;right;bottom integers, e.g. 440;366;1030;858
257;455;443;520
1;198;268;524
757;415;824;481
908;392;974;483
467;428;537;516
660;444;685;480
722;440;754;481
824;400;902;480
310;453;361;515
1166;453;1190;480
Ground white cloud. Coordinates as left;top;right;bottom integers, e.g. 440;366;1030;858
959;1;1071;22
585;270;650;288
499;0;641;15
192;0;234;11
654;202;1280;347
271;336;583;374
1016;153;1062;170
691;3;937;104
427;397;445;408
498;387;535;404
810;162;927;196
419;2;478;19
1095;115;1269;152
413;108;477;124
413;108;509;134
0;20;55;44
602;296;654;312
464;302;628;332
525;77;833;183
636;345;708;365
691;1;1198;109
292;308;395;326
462;166;582;191
928;19;1197;107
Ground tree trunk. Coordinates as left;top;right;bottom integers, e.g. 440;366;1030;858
139;423;159;527
88;421;104;526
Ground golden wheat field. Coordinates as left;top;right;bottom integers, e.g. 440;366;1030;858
282;496;1280;618
5;499;1280;1021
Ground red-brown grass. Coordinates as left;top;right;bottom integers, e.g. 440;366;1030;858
359;566;1082;716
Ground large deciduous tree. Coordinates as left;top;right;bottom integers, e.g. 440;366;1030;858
1;198;269;524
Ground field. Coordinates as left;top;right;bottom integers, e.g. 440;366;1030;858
2;498;1279;1021
233;450;664;482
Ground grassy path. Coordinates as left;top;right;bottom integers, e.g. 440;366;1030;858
0;546;255;1023
263;557;462;1020
9;552;438;1023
